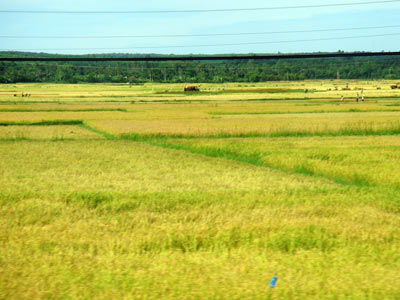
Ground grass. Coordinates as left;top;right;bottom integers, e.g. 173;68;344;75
0;82;400;299
80;123;117;140
0;120;83;126
0;108;128;112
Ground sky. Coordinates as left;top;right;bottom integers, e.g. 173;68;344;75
0;0;399;55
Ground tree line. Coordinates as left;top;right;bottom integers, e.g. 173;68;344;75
0;52;399;83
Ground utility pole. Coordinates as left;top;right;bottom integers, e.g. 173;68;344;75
337;71;340;80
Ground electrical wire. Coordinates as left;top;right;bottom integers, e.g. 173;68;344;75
0;0;399;14
1;25;400;39
3;32;400;52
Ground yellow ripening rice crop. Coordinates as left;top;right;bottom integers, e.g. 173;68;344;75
1;83;400;300
87;111;400;137
1;140;400;299
0;140;333;195
0;125;104;140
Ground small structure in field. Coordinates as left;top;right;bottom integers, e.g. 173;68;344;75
342;83;351;91
391;85;398;90
184;86;200;92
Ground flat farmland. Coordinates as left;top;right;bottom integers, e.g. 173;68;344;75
1;82;400;300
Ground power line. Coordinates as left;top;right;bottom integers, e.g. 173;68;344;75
0;0;399;14
1;25;400;39
2;32;400;52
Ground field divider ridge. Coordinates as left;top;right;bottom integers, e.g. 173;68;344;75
0;120;83;126
0;108;129;113
80;122;117;140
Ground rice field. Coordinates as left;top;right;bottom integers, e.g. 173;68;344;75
155;135;400;188
88;112;400;138
0;125;103;140
1;80;400;104
1;82;400;300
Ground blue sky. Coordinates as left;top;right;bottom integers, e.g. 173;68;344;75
0;0;399;54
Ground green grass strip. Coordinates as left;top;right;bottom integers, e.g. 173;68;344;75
0;137;78;142
0;109;128;112
80;123;117;140
0;120;83;126
0;119;116;140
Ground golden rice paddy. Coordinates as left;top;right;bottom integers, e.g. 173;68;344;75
0;82;400;300
86;111;400;137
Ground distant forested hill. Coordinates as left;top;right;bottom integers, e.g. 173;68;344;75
0;51;399;83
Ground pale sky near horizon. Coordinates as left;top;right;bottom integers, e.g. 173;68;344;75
0;0;399;55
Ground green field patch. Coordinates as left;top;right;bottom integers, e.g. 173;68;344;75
80;123;117;140
0;108;128;112
64;191;116;209
0;120;83;126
